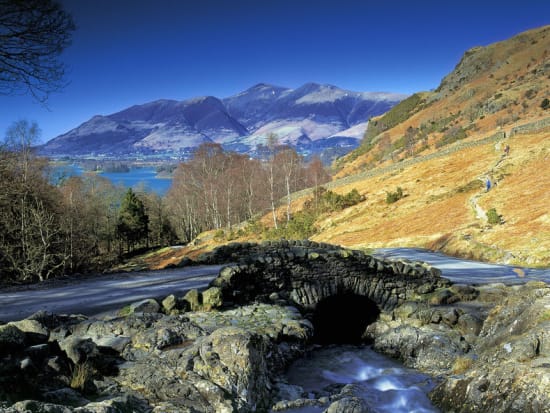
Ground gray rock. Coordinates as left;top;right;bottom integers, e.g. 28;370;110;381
130;298;161;314
324;397;372;413
161;294;179;313
58;336;98;364
8;319;49;344
193;326;272;411
183;289;201;312
0;324;26;352
202;287;223;311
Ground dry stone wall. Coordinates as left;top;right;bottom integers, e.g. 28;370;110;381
201;240;450;312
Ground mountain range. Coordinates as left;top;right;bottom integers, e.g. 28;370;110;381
40;83;406;160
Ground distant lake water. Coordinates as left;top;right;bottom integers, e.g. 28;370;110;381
100;168;172;195
52;164;173;195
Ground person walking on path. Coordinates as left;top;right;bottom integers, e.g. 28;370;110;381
486;177;492;192
504;144;510;156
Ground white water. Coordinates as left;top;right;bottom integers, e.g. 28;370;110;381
278;345;439;412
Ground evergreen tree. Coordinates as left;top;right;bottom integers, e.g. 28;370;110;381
116;188;148;253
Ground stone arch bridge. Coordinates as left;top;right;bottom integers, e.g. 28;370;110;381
202;240;450;343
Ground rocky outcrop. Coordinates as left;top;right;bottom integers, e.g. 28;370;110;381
362;281;550;412
0;298;312;413
1;241;548;412
429;282;550;412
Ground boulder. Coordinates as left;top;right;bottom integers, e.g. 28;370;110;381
129;298;161;314
58;336;98;365
324;397;371;413
430;283;550;412
183;289;202;312
161;294;180;313
0;324;26;353
8;319;49;344
201;287;223;311
193;326;272;411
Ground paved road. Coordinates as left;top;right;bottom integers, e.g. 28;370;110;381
2;250;548;323
0;265;224;322
374;248;550;285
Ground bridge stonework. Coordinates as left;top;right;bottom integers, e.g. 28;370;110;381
204;240;450;312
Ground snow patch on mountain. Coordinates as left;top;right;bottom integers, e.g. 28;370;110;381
295;84;350;104
328;121;369;140
41;82;406;158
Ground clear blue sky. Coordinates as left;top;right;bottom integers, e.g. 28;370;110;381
1;0;549;143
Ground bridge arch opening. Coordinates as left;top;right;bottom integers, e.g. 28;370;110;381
311;293;380;344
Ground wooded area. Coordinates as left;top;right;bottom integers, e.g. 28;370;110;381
0;122;330;285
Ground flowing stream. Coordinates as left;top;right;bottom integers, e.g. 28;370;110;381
277;345;439;412
275;249;550;412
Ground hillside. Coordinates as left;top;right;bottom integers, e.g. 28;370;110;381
124;25;550;270
335;25;550;176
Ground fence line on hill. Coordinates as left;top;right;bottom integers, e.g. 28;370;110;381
290;116;550;201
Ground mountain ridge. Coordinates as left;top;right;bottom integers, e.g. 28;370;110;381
41;82;406;160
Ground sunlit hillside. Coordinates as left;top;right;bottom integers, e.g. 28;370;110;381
138;25;550;270
312;25;550;266
335;25;549;177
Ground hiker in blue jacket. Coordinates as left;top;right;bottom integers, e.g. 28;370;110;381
486;178;491;192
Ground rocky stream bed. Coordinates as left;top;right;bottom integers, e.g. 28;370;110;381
1;241;549;412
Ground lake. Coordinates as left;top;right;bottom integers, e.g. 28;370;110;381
52;164;173;195
100;167;172;195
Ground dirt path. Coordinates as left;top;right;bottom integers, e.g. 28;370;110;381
468;150;510;222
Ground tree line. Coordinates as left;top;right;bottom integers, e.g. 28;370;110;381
0;122;329;285
166;138;329;242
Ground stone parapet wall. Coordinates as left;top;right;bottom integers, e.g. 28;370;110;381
203;240;449;312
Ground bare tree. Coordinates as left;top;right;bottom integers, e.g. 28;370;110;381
405;126;417;156
0;120;67;281
276;147;302;222
265;133;279;229
0;0;75;101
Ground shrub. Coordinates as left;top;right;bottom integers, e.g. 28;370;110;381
70;362;95;391
541;98;550;110
305;187;365;213
213;229;225;241
436;125;468;148
266;187;365;240
386;187;404;204
245;219;265;236
487;208;501;225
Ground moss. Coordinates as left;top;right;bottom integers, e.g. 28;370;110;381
452;356;475;374
118;305;132;317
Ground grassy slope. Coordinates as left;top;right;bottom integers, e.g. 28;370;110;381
136;25;550;269
311;129;549;266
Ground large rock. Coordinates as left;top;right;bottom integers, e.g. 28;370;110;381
201;287;223;311
429;282;550;412
0;324;26;352
58;336;98;365
193;326;271;411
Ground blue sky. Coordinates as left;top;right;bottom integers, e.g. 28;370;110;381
1;0;549;143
